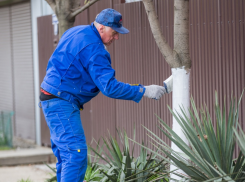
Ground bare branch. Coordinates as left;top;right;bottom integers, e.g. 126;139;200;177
70;0;100;19
45;0;56;13
142;0;181;68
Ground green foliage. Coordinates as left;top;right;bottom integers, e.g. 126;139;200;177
85;147;104;181
17;178;33;182
234;124;245;157
90;128;169;182
0;145;11;150
140;91;245;181
45;163;57;182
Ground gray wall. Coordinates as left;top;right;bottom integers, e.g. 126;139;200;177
0;1;35;141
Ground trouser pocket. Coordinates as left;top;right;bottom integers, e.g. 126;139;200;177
41;99;66;138
60;144;87;182
67;143;87;165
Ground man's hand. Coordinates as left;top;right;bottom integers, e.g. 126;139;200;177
144;85;166;100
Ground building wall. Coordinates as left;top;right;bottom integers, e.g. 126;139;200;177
0;1;36;140
0;6;14;112
38;0;245;157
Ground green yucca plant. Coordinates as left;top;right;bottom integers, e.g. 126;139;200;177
45;163;57;182
17;178;33;182
90;128;169;182
84;146;104;181
137;92;245;181
234;124;245;158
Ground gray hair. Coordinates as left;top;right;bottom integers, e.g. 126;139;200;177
94;21;111;31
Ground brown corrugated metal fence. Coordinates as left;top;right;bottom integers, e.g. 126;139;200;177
38;0;245;157
38;15;56;146
189;0;245;156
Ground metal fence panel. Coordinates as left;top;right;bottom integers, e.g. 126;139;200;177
37;0;245;158
38;15;55;146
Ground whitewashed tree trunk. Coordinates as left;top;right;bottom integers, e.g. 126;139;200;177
170;1;190;180
142;0;191;181
170;67;190;181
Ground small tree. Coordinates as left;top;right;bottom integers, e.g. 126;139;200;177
142;0;191;181
45;0;100;38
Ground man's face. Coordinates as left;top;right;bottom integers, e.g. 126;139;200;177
101;26;119;46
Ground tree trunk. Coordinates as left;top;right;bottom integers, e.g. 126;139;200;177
170;68;190;181
45;0;100;39
54;0;79;39
57;15;75;39
142;0;191;181
170;1;190;180
167;0;191;181
174;0;191;69
142;0;181;68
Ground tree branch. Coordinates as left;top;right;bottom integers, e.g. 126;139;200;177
142;0;181;68
45;0;56;13
69;0;100;19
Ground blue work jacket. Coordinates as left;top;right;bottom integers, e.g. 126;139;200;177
41;23;145;109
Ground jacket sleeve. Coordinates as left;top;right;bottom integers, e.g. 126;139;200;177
87;50;145;103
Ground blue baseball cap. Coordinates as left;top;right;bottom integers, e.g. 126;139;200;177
95;8;129;34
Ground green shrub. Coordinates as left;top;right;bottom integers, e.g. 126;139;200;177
90;128;169;182
17;178;33;182
140;92;245;181
234;124;245;157
84;147;104;181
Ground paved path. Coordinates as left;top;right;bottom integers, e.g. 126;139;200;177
0;164;56;182
0;147;56;166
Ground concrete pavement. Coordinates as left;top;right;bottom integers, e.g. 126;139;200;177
0;146;56;166
0;164;56;182
0;147;57;182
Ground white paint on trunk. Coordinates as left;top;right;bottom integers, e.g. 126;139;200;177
170;67;190;181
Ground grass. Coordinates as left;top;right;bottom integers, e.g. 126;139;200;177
0;145;12;150
17;178;33;182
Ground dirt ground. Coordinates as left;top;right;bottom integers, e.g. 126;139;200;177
0;164;56;182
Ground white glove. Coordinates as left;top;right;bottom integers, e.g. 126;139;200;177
144;85;166;100
163;75;173;93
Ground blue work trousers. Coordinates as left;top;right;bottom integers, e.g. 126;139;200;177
41;98;87;182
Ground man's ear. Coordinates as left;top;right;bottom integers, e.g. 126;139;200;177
98;25;104;34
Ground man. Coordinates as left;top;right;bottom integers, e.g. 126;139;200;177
40;8;172;182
